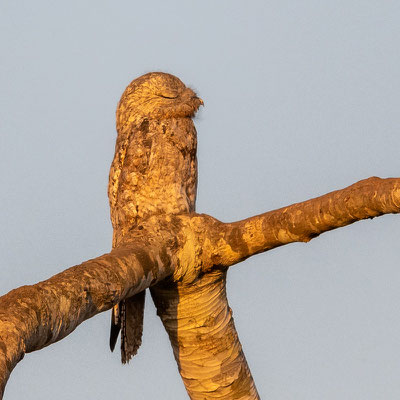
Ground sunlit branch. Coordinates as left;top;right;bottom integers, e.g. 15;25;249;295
204;177;400;268
0;221;179;398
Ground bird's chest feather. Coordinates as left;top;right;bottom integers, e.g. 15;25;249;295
116;118;197;227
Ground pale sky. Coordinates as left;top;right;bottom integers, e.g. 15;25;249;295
1;1;399;399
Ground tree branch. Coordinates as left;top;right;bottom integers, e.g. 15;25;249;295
1;177;398;398
0;216;182;398
202;177;400;268
151;270;260;399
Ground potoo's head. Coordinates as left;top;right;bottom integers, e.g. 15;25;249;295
116;72;203;133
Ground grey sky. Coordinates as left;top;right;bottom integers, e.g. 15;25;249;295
1;1;399;398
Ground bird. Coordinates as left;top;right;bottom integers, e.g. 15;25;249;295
108;72;203;363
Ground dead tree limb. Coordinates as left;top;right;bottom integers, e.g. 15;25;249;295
0;177;398;399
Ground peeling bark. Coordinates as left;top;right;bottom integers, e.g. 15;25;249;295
0;216;182;398
151;271;260;399
0;177;399;398
203;177;400;267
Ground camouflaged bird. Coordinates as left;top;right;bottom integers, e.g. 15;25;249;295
108;72;203;363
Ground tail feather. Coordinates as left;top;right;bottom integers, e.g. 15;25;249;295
109;303;121;352
109;291;146;364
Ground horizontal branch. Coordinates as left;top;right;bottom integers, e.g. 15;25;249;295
200;177;400;268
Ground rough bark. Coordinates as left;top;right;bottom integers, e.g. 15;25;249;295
150;176;400;399
0;177;399;398
201;177;400;268
151;271;260;399
0;215;183;398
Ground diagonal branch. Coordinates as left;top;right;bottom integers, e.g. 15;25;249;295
201;177;400;268
0;217;182;398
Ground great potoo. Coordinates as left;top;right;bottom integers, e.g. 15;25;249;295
108;72;203;363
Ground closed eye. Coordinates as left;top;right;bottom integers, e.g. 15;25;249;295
157;94;178;99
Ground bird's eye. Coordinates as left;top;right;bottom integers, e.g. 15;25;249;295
157;93;178;99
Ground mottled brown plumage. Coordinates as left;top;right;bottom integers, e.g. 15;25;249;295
108;72;203;363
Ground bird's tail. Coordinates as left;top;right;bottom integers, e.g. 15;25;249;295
109;290;146;364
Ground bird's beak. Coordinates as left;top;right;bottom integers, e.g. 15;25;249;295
198;98;204;106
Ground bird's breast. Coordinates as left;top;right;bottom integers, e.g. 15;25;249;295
111;117;198;240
